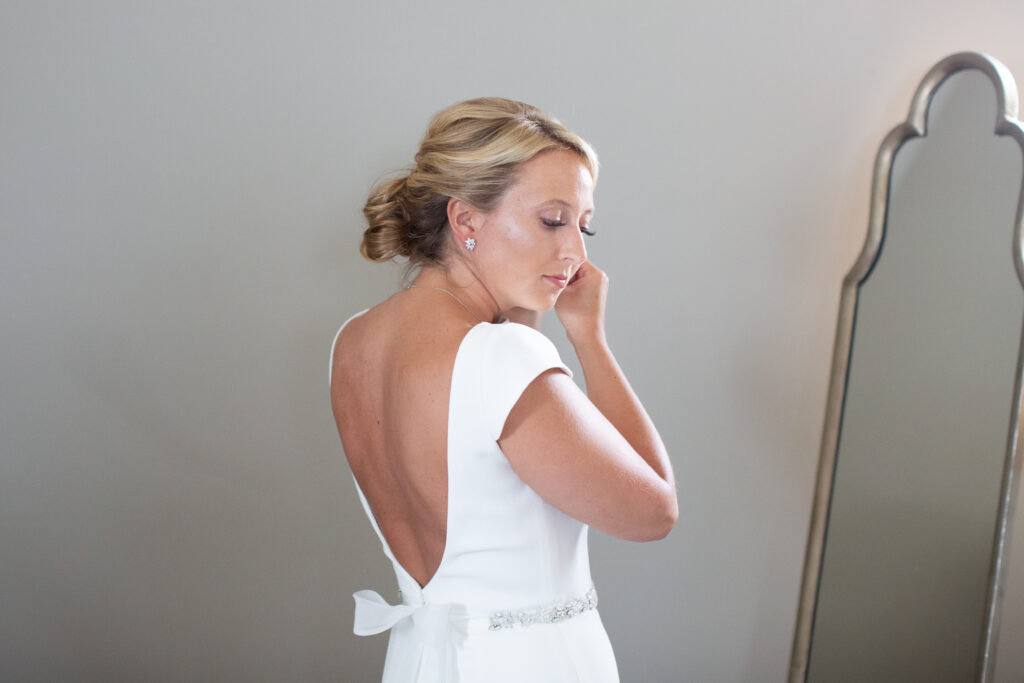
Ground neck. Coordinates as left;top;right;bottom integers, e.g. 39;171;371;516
411;264;502;324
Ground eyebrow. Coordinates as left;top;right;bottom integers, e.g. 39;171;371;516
539;199;594;214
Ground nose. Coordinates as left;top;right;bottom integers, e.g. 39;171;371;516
560;227;587;267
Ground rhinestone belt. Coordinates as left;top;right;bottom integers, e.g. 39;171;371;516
487;586;599;631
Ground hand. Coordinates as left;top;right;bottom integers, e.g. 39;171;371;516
554;259;608;344
503;307;543;331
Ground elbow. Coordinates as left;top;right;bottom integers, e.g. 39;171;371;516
658;503;680;540
642;501;678;541
629;485;679;542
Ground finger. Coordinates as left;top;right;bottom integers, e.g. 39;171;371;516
569;260;592;285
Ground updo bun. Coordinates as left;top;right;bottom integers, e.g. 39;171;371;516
360;97;598;267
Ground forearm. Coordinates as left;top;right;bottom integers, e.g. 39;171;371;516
571;334;675;487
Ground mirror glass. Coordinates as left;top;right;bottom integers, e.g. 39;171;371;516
806;68;1024;681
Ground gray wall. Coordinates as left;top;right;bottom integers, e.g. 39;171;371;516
3;1;1024;681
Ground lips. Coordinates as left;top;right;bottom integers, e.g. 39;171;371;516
543;275;568;289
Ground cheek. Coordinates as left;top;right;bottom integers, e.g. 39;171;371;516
495;221;535;248
490;223;543;266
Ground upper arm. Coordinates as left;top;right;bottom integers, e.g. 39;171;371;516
496;369;676;542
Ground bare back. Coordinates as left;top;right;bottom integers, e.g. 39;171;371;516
330;294;478;588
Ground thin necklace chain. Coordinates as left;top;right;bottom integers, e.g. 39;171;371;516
406;284;484;323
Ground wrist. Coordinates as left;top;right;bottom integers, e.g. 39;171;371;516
567;326;608;351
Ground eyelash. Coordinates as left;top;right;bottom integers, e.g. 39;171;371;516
543;220;596;236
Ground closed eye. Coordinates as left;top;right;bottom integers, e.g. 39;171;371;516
543;219;596;236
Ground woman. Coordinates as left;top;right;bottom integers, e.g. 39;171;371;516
329;97;677;682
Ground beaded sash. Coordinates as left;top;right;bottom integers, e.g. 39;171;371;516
487;587;599;631
388;585;600;632
354;585;602;682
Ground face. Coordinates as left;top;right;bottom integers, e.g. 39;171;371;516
471;149;595;312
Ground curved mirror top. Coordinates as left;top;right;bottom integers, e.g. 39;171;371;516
806;67;1024;682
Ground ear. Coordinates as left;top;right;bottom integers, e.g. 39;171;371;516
446;197;480;243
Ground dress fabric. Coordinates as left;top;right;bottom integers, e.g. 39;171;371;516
331;310;619;683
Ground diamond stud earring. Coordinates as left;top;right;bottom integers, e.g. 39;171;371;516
465;237;476;251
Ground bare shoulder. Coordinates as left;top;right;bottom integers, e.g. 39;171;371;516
330;294;478;397
330;298;402;381
332;300;385;357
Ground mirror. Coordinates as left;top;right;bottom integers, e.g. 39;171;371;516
790;52;1024;682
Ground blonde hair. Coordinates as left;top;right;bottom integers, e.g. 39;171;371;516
360;97;599;265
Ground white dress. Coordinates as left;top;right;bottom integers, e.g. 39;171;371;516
330;310;619;683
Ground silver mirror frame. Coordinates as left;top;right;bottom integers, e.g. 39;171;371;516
789;51;1024;683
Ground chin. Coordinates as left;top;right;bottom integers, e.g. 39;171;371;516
512;284;560;313
538;294;561;312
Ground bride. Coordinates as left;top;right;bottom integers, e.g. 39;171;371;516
329;97;677;682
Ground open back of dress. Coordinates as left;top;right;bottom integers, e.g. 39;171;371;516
330;309;619;682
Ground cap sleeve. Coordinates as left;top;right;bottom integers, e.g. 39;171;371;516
480;323;573;441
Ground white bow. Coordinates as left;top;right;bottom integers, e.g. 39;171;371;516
353;590;465;682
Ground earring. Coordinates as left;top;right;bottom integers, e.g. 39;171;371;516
464;237;476;251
